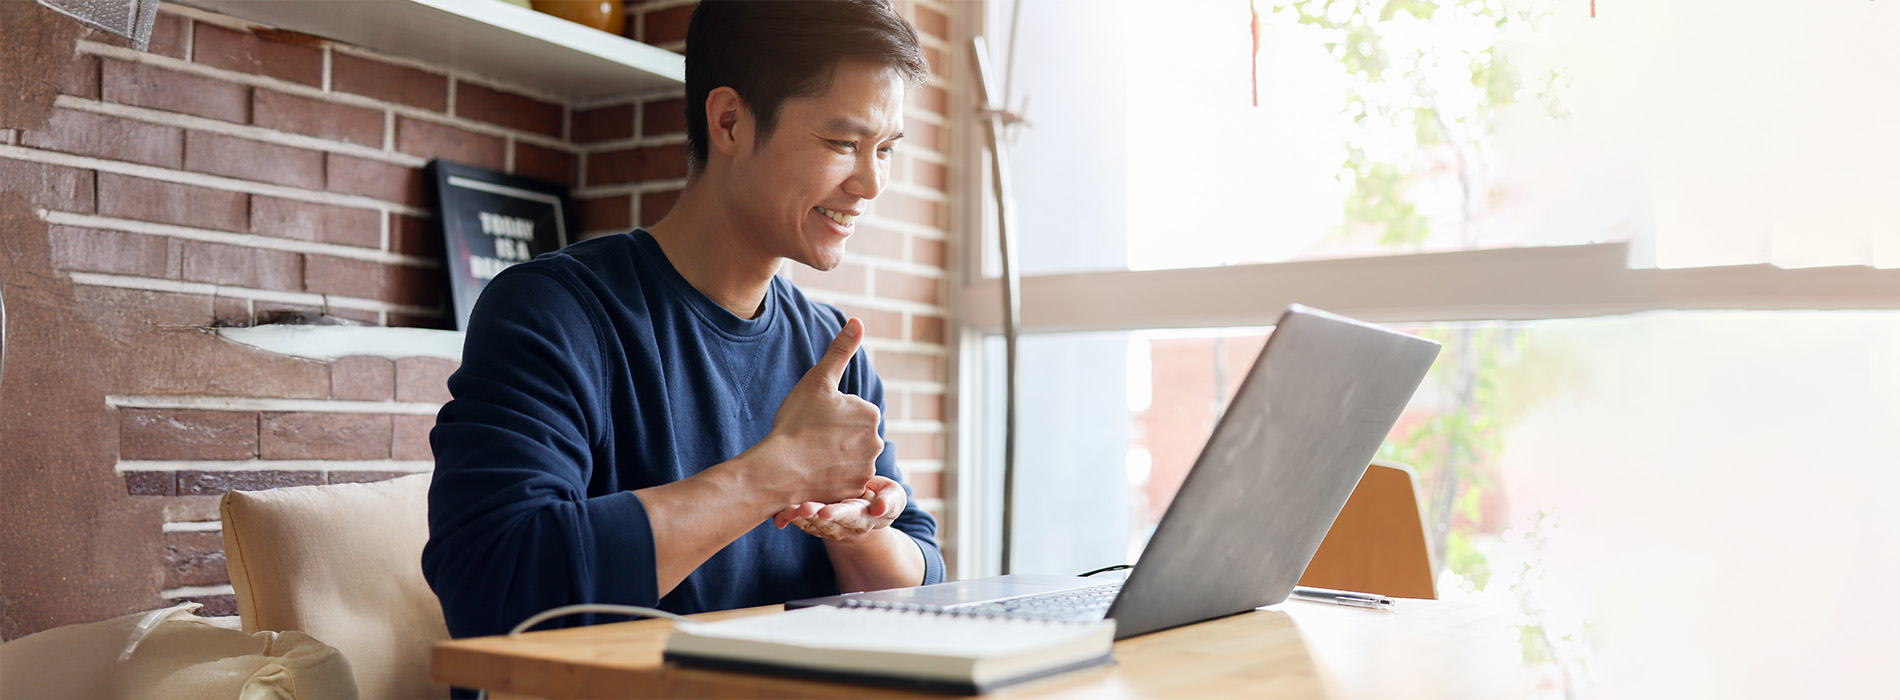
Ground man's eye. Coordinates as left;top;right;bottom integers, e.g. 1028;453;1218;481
876;145;895;158
831;140;856;152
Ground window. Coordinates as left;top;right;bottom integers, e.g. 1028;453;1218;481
954;0;1900;695
980;0;1900;274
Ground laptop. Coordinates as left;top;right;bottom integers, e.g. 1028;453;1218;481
788;304;1442;639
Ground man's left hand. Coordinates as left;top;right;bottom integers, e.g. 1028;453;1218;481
773;475;905;541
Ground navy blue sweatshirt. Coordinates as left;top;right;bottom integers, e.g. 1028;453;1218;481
421;229;945;640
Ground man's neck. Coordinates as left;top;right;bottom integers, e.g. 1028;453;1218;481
644;181;782;320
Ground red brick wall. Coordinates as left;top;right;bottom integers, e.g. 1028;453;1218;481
1133;336;1269;525
0;0;959;635
0;3;574;630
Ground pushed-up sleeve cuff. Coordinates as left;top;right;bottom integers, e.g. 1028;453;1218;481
583;490;660;608
911;531;947;585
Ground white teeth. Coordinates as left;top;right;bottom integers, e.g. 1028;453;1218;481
817;207;857;226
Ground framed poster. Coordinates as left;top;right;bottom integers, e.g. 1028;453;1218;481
428;160;574;330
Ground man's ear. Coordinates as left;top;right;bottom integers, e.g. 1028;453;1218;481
705;87;750;159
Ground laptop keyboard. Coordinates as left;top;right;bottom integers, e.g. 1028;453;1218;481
950;581;1124;622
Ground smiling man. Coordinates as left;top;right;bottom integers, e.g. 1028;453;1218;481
420;0;942;646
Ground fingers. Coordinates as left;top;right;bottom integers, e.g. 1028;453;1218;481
779;476;905;539
851;476;898;517
783;499;870;538
774;501;825;528
801;318;864;391
793;517;850;541
817;498;871;520
868;477;906;518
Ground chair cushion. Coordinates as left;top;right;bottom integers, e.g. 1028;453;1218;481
221;473;448;700
0;603;358;700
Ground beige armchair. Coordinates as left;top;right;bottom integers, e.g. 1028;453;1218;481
0;603;358;700
221;473;450;699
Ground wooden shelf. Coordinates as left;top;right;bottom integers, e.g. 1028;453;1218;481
217;324;465;361
175;0;684;101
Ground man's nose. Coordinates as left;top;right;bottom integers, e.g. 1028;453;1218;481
842;151;885;201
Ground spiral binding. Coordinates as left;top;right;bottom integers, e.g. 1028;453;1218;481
837;598;1086;624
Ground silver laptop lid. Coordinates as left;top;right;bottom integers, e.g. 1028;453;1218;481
1105;304;1440;638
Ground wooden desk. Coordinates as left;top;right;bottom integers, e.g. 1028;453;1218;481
433;599;1534;699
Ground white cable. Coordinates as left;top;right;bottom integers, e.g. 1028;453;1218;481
474;604;691;700
507;603;689;636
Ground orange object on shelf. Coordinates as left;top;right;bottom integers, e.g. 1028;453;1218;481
529;0;626;36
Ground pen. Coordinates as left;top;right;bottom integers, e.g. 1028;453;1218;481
1290;586;1396;610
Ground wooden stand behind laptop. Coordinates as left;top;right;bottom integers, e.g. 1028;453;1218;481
1298;461;1439;600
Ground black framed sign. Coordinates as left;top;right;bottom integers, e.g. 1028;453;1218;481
428;160;574;330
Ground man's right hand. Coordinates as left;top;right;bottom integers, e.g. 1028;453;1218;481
753;318;883;506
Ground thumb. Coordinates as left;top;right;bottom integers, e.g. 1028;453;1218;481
801;317;864;390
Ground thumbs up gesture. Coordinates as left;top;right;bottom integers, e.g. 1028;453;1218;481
756;318;885;507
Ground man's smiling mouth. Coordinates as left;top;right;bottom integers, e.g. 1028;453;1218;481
816;206;858;226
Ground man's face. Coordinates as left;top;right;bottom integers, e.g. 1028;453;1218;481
726;59;906;272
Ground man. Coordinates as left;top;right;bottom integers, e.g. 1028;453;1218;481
421;0;943;642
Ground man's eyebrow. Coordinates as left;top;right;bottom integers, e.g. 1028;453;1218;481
825;117;903;141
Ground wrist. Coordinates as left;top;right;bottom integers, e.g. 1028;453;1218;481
716;440;797;519
822;524;896;552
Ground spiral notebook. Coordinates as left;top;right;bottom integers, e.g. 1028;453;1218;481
663;604;1118;694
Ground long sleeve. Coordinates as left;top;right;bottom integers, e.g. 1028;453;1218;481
421;232;952;641
420;267;653;639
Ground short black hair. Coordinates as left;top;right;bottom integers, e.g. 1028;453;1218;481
682;0;930;172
